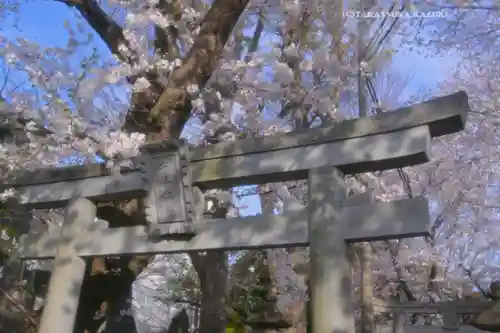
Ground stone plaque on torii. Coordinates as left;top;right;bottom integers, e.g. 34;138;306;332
6;91;469;333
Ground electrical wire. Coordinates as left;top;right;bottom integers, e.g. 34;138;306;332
365;76;414;199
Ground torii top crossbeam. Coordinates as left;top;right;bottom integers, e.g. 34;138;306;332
6;91;468;210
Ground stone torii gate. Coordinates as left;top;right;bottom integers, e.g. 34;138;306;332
373;299;493;333
7;91;469;333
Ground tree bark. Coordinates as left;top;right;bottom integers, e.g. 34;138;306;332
191;253;228;333
0;257;31;333
0;206;38;333
124;0;251;137
356;243;374;333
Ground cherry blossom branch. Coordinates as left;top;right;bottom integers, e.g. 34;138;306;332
137;0;251;138
0;287;39;326
461;265;490;299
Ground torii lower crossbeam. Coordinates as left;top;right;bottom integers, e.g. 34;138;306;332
17;196;429;259
377;326;484;333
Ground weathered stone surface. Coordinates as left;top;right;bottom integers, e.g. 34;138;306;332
373;299;499;332
376;325;484;333
308;167;355;333
191;91;468;161
38;198;97;333
17;198;430;258
141;150;187;225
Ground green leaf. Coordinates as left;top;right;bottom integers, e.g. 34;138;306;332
226;322;248;333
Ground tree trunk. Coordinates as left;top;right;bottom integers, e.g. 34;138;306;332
0;207;38;333
357;243;374;333
0;257;25;333
191;253;228;333
0;256;41;333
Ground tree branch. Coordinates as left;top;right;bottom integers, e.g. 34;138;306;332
0;287;39;326
56;0;136;63
123;0;251;138
461;265;491;299
154;0;181;58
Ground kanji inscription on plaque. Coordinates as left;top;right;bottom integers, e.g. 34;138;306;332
144;151;187;225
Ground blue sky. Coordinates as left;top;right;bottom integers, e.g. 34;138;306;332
4;2;72;46
3;1;109;52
